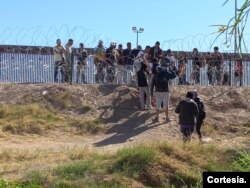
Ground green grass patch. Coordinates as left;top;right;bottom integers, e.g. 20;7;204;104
231;150;250;172
55;160;93;180
26;170;48;186
0;177;40;188
111;146;156;177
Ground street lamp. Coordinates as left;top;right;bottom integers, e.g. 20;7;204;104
132;27;144;48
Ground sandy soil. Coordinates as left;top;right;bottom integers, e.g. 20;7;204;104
0;83;249;154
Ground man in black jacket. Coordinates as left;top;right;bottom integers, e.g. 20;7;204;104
135;51;151;110
149;41;163;63
151;66;176;122
175;92;199;142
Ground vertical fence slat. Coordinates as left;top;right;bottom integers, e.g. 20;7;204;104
0;48;249;87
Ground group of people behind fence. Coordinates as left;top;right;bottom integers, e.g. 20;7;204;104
53;39;244;86
53;38;88;84
180;47;244;86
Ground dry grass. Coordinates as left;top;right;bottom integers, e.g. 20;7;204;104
0;84;249;187
0;103;104;136
69;118;104;134
1;141;246;188
0;103;63;135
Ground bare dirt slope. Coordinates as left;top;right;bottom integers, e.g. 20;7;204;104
0;83;249;154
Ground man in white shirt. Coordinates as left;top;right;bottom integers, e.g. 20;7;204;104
53;39;65;82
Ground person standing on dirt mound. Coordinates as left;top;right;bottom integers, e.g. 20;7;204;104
134;50;152;110
175;92;199;142
151;65;176;122
191;90;206;141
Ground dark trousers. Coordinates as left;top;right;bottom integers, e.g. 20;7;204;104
54;61;64;82
54;61;62;82
196;117;204;139
181;127;194;142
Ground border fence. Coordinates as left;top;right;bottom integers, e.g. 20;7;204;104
0;45;249;86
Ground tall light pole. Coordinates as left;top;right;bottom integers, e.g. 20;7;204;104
132;27;144;48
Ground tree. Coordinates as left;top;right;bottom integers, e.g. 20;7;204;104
214;0;250;54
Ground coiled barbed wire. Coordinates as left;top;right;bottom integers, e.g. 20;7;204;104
0;25;249;52
0;26;249;86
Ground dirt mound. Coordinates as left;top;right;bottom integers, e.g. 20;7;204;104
0;83;249;151
0;84;140;118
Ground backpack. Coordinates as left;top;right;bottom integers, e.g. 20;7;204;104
195;98;206;119
155;74;168;92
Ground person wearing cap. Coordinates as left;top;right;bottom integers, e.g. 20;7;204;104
105;42;117;63
94;40;106;83
163;49;177;72
175;92;199;142
135;50;152;110
151;65;176;122
161;50;178;86
191;90;206;141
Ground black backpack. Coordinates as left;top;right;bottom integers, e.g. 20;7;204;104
195;98;206;119
155;74;168;92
